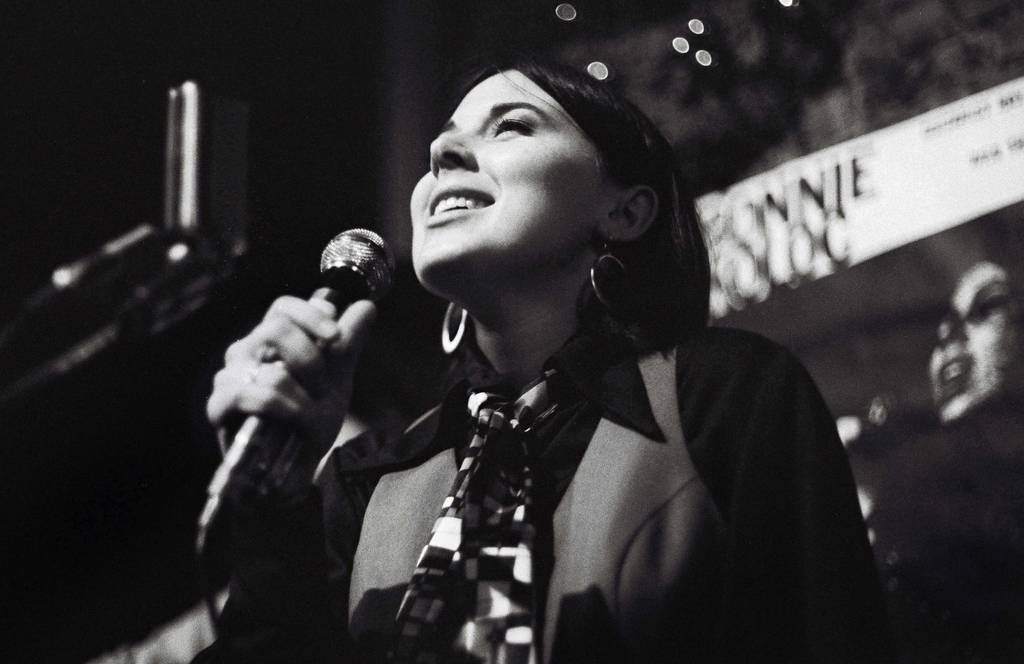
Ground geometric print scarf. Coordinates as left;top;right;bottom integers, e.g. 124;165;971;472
390;370;557;664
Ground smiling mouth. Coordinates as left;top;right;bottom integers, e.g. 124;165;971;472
935;356;971;402
941;361;965;383
430;192;494;217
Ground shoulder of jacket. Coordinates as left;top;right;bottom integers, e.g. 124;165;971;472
675;326;798;374
315;403;445;483
684;325;786;353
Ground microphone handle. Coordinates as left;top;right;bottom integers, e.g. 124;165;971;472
198;413;307;539
195;412;302;635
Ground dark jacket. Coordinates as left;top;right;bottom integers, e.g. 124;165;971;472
198;327;892;663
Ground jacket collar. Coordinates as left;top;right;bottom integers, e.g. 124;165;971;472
335;330;664;475
552;332;664;442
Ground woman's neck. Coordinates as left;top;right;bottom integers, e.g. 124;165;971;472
468;286;582;390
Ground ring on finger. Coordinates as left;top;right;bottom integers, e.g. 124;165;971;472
247;342;282;384
257;343;279;363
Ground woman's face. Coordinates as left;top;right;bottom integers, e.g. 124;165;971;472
410;70;615;304
929;262;1022;423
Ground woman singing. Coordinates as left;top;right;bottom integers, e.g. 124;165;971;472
199;57;890;663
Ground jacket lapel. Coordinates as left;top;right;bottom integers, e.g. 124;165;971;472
348;349;721;662
544;349;719;662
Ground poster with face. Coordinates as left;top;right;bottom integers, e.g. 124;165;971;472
833;210;1024;659
700;77;1024;660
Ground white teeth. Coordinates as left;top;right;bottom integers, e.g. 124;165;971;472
434;195;488;214
943;363;963;381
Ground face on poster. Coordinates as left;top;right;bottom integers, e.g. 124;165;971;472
929;260;1023;424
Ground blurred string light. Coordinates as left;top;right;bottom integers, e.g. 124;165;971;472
577;12;717;81
554;3;577;21
672;17;717;70
671;37;690;54
167;242;190;262
52;266;76;288
586;61;610;80
779;0;799;6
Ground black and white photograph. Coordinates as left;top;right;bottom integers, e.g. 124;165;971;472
2;2;1022;663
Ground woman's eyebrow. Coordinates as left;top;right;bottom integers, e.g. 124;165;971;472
439;101;549;134
968;281;1011;308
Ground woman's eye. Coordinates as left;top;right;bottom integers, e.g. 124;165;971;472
492;117;533;136
967;293;1010;322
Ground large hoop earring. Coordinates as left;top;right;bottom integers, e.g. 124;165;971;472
441;302;468;354
590;247;628;312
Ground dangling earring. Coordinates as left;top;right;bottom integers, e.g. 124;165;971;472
590;241;628;313
441;302;468;354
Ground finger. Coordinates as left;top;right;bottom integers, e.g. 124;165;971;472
265;295;340;344
208;366;271;427
247;360;314;410
224;294;340;368
222;322;294;367
207;363;314;427
205;368;309;426
233;385;305;422
308;289;340;317
224;336;254;365
207;368;233;427
245;317;334;394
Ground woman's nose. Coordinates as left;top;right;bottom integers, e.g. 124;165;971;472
429;132;476;177
937;315;967;347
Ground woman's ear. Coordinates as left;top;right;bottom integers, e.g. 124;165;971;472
602;185;658;242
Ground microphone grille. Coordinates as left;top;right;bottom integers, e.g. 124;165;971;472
320;228;396;301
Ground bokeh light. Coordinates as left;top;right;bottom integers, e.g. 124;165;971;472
695;49;713;66
167;242;190;262
555;3;577;21
586;61;610;80
52;266;75;289
671;37;690;54
688;18;705;34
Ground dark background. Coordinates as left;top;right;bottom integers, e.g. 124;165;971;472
2;1;1022;662
1;3;393;661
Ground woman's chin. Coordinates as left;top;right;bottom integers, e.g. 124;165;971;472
413;253;481;301
938;390;990;424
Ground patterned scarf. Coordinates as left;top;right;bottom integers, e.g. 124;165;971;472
391;370;557;664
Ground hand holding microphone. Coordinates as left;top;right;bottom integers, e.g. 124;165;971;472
201;229;394;534
206;293;376;454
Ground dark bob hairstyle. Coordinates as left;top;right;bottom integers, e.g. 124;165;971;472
449;55;711;349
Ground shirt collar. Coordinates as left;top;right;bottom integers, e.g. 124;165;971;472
441;328;664;441
550;332;664;442
347;328;666;474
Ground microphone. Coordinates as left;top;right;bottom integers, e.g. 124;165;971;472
197;228;394;539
